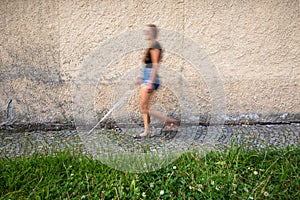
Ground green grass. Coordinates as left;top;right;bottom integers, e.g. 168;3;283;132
0;145;299;199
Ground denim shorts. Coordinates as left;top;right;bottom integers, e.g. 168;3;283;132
142;68;160;90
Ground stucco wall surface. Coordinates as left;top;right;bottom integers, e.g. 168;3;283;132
1;0;299;125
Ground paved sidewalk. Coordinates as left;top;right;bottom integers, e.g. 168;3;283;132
0;123;299;158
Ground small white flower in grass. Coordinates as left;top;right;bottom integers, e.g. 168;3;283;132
215;186;220;191
254;171;258;175
232;183;237;190
249;196;254;200
173;166;177;170
150;183;154;188
211;180;214;186
142;192;146;197
70;173;74;177
264;191;269;197
160;190;164;195
198;184;204;190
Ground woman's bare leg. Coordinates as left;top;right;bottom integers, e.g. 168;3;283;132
148;109;177;123
140;86;153;136
140;86;179;137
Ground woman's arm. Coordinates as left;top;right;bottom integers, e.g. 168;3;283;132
149;48;160;85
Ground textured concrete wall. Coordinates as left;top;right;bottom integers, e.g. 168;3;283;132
1;0;299;126
0;0;66;124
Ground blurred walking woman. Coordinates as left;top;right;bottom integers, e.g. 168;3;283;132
134;24;177;138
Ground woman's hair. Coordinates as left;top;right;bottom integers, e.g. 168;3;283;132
147;24;158;39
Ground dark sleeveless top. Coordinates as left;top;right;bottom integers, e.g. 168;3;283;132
143;41;162;68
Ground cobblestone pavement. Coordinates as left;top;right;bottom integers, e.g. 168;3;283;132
0;123;299;158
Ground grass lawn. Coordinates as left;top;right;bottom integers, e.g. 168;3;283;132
0;144;299;199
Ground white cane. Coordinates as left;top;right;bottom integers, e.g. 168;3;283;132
87;86;137;135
